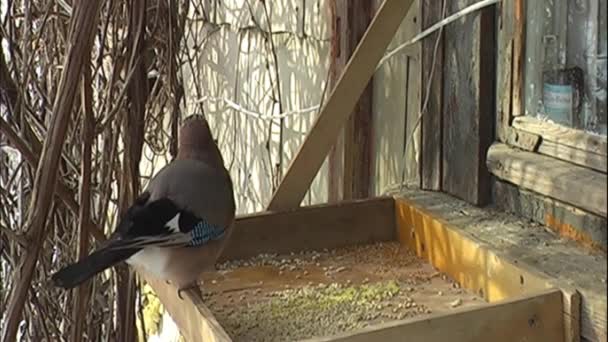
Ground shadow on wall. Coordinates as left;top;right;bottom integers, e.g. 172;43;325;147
373;0;420;195
181;0;331;215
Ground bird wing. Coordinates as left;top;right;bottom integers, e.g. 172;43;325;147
51;158;234;289
110;195;227;250
145;159;236;230
100;158;233;251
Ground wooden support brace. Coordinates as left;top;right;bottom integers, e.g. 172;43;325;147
266;0;414;211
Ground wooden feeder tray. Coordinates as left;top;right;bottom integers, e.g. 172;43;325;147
141;196;576;342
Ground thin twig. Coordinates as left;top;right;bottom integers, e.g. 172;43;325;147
1;2;103;341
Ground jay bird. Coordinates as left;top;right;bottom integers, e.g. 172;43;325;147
51;114;236;297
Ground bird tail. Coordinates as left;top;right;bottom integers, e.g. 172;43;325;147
51;243;139;289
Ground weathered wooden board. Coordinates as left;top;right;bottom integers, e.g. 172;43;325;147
404;2;422;187
341;0;374;201
306;289;564;342
222;197;395;261
511;0;525;117
396;197;555;301
493;179;607;341
487;143;607;217
493;179;607;253
495;0;514;142
513;116;608;172
420;0;444;191
495;0;525;139
512;116;608;156
394;194;581;342
505;127;541;152
371;0;421;194
536;139;607;173
328;0;375;202
327;0;345;204
267;0;414;211
143;272;232;342
441;0;494;206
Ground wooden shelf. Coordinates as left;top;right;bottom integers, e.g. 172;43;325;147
138;194;592;342
512;117;607;173
487;143;607;218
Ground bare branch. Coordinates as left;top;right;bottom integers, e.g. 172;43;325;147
1;2;103;340
69;61;95;342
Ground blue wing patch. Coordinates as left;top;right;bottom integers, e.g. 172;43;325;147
188;219;226;247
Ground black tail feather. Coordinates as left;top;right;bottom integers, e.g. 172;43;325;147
51;245;139;289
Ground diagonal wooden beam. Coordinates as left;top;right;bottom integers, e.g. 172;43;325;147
267;0;414;211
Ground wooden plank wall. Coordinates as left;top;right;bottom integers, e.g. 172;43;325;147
329;0;421;201
328;0;375;202
266;0;413;211
272;0;496;208
419;0;495;206
441;0;495;206
420;0;444;191
371;0;420;195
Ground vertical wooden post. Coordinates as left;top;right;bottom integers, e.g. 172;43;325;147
441;0;495;206
328;0;374;202
442;0;496;205
327;0;344;203
420;0;445;191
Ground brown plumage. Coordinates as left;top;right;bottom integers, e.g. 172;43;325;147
51;114;236;296
138;114;236;291
177;114;225;164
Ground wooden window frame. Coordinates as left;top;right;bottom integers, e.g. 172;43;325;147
492;0;607;218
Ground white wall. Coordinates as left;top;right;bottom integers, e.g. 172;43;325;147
180;0;332;215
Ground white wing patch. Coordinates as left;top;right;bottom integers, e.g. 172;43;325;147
127;247;171;279
165;213;181;233
110;212;189;250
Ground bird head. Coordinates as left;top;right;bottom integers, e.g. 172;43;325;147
177;114;225;167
